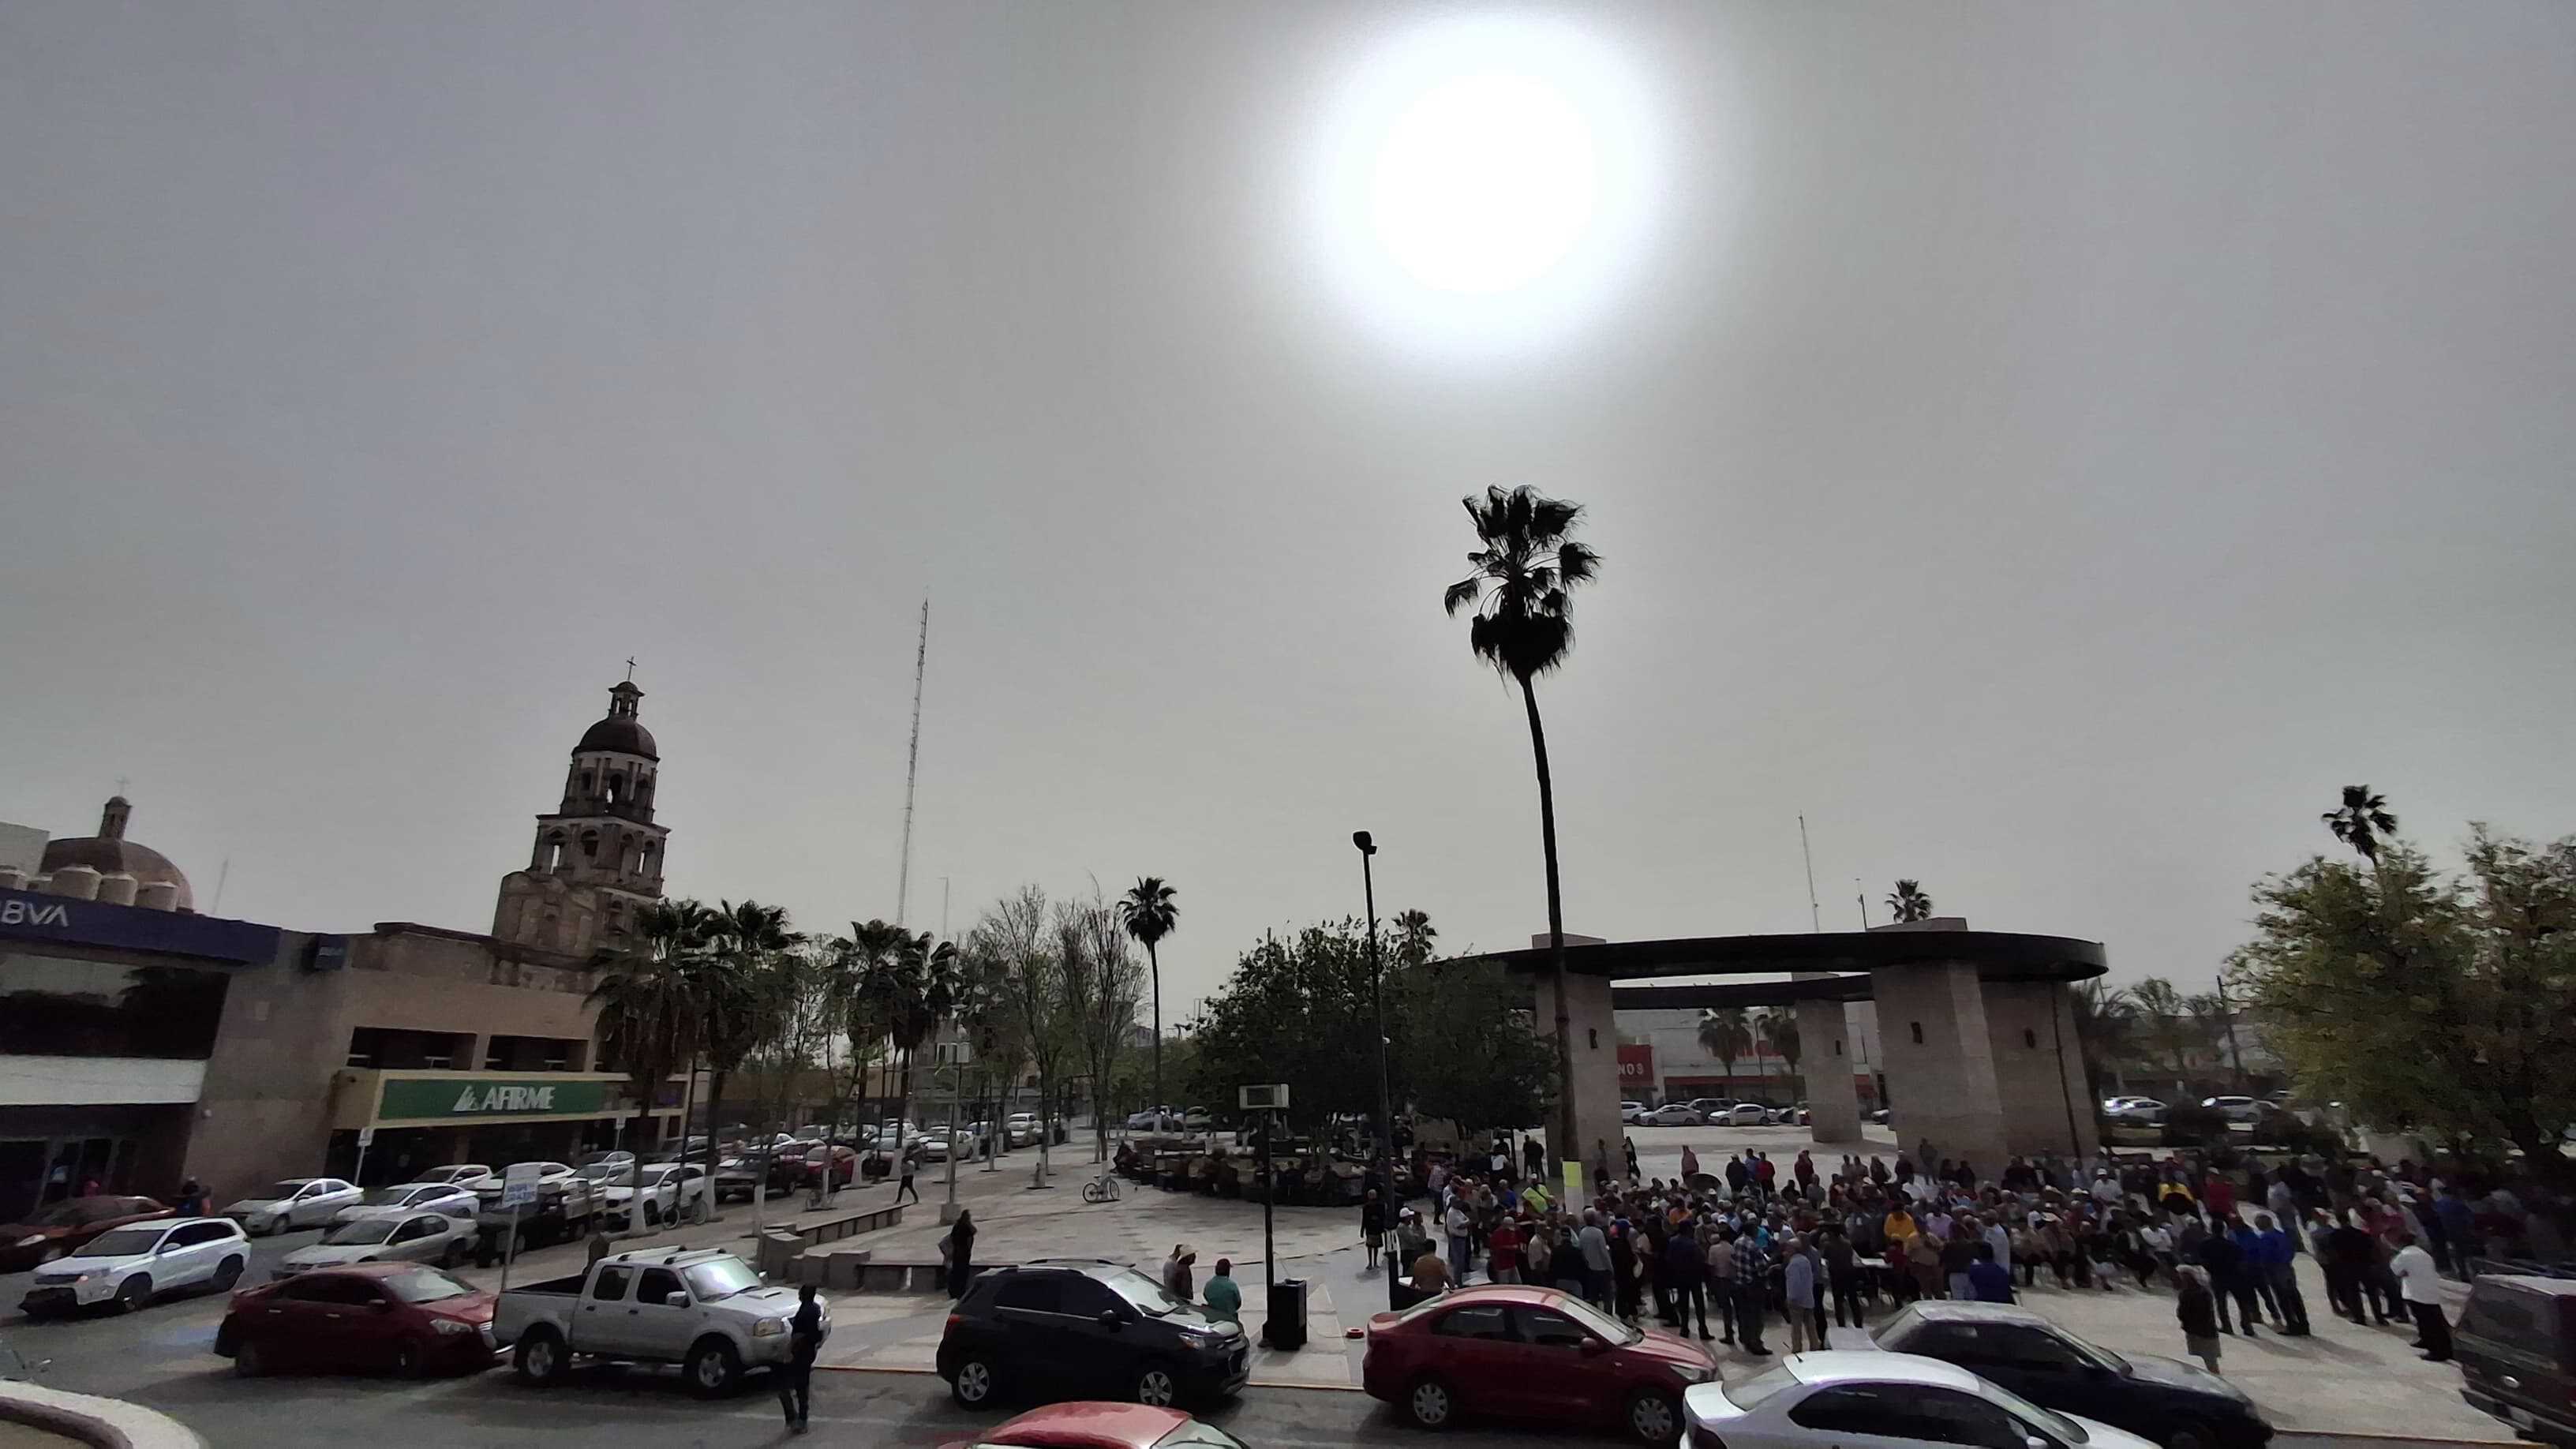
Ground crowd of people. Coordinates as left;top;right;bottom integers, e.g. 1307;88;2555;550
1372;1132;2568;1374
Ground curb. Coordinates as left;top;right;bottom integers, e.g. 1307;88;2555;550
2275;1434;2519;1447
0;1382;206;1449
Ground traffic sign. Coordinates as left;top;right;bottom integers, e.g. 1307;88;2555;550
356;1127;376;1148
501;1162;540;1209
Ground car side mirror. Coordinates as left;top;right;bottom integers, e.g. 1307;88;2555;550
370;1298;394;1313
663;1291;687;1307
1578;1338;1607;1356
2026;1438;2052;1449
1098;1309;1123;1329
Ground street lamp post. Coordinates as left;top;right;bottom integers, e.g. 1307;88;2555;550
1353;832;1391;1192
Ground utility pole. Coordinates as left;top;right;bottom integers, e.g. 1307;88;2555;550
896;599;928;927
1855;878;1868;929
1799;815;1821;933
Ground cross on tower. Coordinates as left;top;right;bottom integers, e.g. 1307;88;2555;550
624;657;637;683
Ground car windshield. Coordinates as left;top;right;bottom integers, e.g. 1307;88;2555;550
385;1267;476;1305
324;1219;401;1245
358;1188;414;1206
683;1257;762;1301
29;1200;95;1226
1544;1291;1646;1345
1103;1267;1191;1316
81;1227;165;1257
1723;1363;1800;1410
264;1181;313;1199
1152;1424;1249;1449
576;1163;623;1181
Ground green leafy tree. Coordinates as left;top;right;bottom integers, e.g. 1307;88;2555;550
591;897;719;1216
1758;1009;1802;1085
1395;957;1555;1140
839;919;958;1146
2233;829;2576;1170
2069;980;2140;1102
1118;878;1178;1123
1886;880;1934;923
1443;485;1601;1176
698;898;796;1199
2127;976;2198;1086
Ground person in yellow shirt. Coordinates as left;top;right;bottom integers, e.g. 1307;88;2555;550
1884;1205;1919;1248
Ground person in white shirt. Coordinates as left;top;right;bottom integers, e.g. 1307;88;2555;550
2389;1229;2451;1361
1444;1200;1474;1283
2091;1170;2124;1208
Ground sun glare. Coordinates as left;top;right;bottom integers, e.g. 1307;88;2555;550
1303;14;1661;358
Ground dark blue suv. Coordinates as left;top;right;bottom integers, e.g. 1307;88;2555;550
938;1260;1251;1410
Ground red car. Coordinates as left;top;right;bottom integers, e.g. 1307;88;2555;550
1361;1284;1714;1445
789;1144;858;1189
0;1196;174;1272
935;1403;1246;1449
215;1261;497;1378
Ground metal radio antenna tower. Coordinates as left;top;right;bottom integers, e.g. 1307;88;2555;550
895;599;928;927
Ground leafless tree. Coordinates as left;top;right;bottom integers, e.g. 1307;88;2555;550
1060;892;1146;1163
975;886;1072;1185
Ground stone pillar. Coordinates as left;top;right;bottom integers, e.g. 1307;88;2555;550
1972;981;2099;1159
1795;990;1865;1143
1872;960;2009;1169
1526;939;1622;1196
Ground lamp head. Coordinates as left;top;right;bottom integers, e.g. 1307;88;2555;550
1353;830;1376;855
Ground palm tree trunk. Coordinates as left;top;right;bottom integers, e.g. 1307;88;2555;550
1150;941;1163;1133
701;1067;728;1219
1519;676;1578;1186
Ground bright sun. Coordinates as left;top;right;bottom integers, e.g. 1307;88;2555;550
1302;14;1661;357
1370;73;1599;294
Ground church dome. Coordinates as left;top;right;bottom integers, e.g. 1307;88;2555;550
573;680;657;760
40;796;193;912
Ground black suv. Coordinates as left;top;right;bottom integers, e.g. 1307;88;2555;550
1859;1301;2272;1449
938;1259;1251;1410
2458;1273;2576;1446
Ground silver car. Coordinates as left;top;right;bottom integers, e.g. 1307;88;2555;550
273;1212;474;1279
414;1164;494;1188
222;1178;361;1236
330;1182;479;1228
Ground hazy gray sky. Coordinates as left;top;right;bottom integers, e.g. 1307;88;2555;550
6;2;2573;1014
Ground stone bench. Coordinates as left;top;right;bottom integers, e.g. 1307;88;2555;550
751;1202;907;1279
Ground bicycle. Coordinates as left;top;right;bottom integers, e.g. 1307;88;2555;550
1082;1174;1121;1204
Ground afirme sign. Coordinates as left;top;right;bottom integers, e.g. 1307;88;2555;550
376;1076;619;1122
0;886;283;964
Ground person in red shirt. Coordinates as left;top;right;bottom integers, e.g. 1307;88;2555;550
2203;1170;2237;1221
1755;1153;1778;1198
1488;1216;1523;1283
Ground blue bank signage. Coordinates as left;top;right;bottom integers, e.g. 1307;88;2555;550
0;886;283;964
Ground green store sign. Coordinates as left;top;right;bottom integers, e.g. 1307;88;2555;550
377;1076;620;1121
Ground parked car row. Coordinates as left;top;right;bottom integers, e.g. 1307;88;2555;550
1618;1099;1810;1127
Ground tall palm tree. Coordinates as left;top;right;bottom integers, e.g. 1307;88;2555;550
1444;485;1600;1178
699;898;796;1197
2323;784;2398;864
2068;980;2139;1101
1116;878;1178;1127
1393;909;1438;968
1697;1008;1754;1088
1885;880;1934;923
591;897;717;1219
2127;975;2195;1088
1757;1009;1802;1084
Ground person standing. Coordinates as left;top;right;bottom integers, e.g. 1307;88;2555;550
1593;1140;1614;1191
1444;1196;1474;1284
1726;1154;1751;1200
1578;1212;1614;1311
1705;1228;1739;1345
1968;1243;2015;1303
1523;1135;1544;1182
2177;1267;2224;1375
1625;1137;1642;1181
1362;1189;1387;1271
2391;1230;2453;1361
1162;1243;1196;1302
1822;1225;1861;1328
945;1211;977;1299
774;1283;822;1433
1680;1144;1702;1185
1782;1236;1819;1352
2251;1213;2308;1335
1488;1215;1522;1284
1941;1222;1979;1303
1734;1233;1773;1356
1204;1259;1243;1325
1666;1222;1712;1339
896;1146;921;1206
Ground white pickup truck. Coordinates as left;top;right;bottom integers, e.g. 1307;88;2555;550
491;1247;826;1396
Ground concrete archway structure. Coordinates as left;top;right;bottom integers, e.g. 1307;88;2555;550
1486;919;2106;1191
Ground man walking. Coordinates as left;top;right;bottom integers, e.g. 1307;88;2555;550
944;1210;977;1299
895;1146;921;1206
2252;1213;2309;1335
2391;1230;2453;1361
773;1283;822;1434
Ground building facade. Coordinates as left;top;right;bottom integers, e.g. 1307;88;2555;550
1;681;687;1219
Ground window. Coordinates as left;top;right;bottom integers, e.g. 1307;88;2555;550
580;830;600;859
605;774;623;807
1992;1327;2088;1372
0;951;231;1060
993;1274;1065;1314
1430;1304;1515;1341
1518;1308;1592;1350
545;835;567;872
635;1268;683;1305
1911;1021;1926;1044
175;1222;235;1246
1908;1388;2031;1449
590;1265;633;1302
391;1217;440;1244
289;1275;381;1306
1061;1277;1125;1319
1792;1387;1909;1437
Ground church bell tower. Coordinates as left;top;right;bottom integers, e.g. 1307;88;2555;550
492;679;671;957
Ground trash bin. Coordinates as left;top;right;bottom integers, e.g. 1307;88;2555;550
1264;1278;1309;1350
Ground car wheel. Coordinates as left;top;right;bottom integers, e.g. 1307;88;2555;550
684;1337;743;1397
117;1275;152;1313
2164;1424;2216;1449
212;1256;245;1292
1133;1359;1181;1407
513;1328;567;1386
391;1339;426;1378
1626;1388;1683;1446
234;1339;268;1378
1406;1375;1457;1429
949;1355;999;1408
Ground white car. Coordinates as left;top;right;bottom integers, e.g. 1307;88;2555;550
1004;1114;1039;1148
2105;1098;2168;1124
2202;1095;2265;1124
223;1178;361;1236
1619;1101;1649;1125
1683;1350;2158;1449
414;1164;493;1187
1723;1103;1773;1126
330;1182;480;1227
274;1211;475;1279
19;1217;249;1316
1644;1104;1706;1127
601;1163;710;1227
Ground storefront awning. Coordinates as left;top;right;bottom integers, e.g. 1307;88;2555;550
330;1069;676;1131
